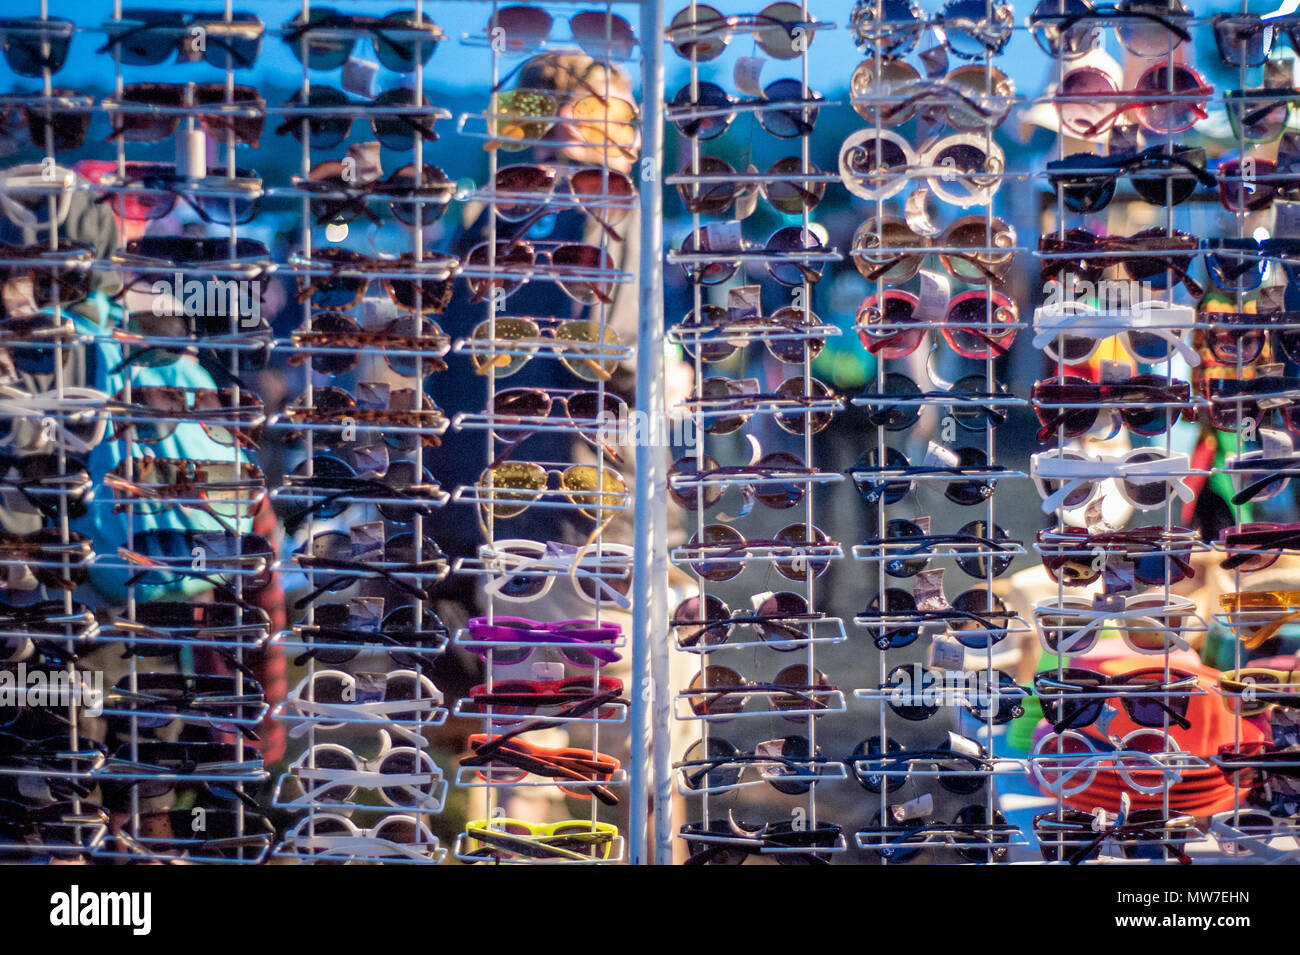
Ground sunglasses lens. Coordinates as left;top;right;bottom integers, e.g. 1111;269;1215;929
853;736;905;794
1119;2;1185;58
104;13;183;64
552;244;615;306
496;165;555;222
571;94;638;153
672;593;731;649
494;387;549;420
945;293;1017;359
1038;603;1096;655
1215;15;1268;66
854;217;925;284
374;11;440;72
777;378;833;436
775;523;830;579
767;225;824;288
570;10;636;59
867;372;922;431
753;452;807;510
764;157;825;215
1122;671;1190;726
758;78;817;138
851;58;921;125
690;665;747;716
689;524;745;581
883;520;928;578
955;520;1014;578
1058;68;1115;137
676;156;734;216
288;10;354;69
471;317;537;377
1228;96;1287;143
772;664;824;713
371;89;435;151
669;5;728;61
668;455;722;511
25;97;89;151
858;292;922;359
562;465;625;518
283;87;352;147
1137;65;1202;134
671;80;732;139
683;737;741;790
868;588;920;649
929;141;999;204
480;462;546;519
570;167;634;226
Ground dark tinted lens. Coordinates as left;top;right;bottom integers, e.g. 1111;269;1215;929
758;79;817;138
954;520;1014;578
882;519;928;578
864;372;922;430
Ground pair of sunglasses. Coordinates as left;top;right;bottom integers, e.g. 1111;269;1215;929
668;452;816;513
0;91;91;152
867;518;1017;579
882;664;1027;724
1038;227;1202;297
668;2;816;60
474;461;626;523
0;451;91;520
859;805;1014;864
1055;64;1211;139
1031;447;1193;515
492;163;635;241
675;156;826;217
290;603;448;668
98;165;261;227
282;454;446;531
1220;521;1300;573
463;734;620;805
685;376;838;436
669;79;820;141
853;0;1014;59
118;529;273;592
295;162;452;229
290;312;449;378
858;587;1012;651
681;817;842;865
1212;12;1300;67
677;225;827;289
858;373;1011;434
1034;667;1197;733
102;672;267;732
467;316;623;382
677;303;827;365
683;664;835;719
99;10;263;69
682;522;836;583
293;247;458;313
1203;375;1300;433
1202;308;1300;367
1045;145;1212;213
850;60;1014;131
275;86;442;150
848;445;1002;507
285;385;448;452
0;529;93;590
461;818;617;863
466;679;624;718
104;82;263;146
464;239;617;307
856;288;1018;361
850;215;1017;286
488;5;637;59
1036;525;1196;588
852;735;992;795
679;735;827;796
464;615;621;668
0;17;74;76
1034;809;1196;865
671;591;822;652
106;456;266;531
838;130;1005;208
282;8;443;71
1034;592;1199;657
1027;0;1190;60
1031;375;1194;443
110;385;265;449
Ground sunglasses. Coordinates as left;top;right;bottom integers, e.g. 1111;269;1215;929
289;312;449;379
679;735;828;796
473;460;627;523
0;240;94;312
669;78;820;141
0;599;96;644
0;529;92;590
466;678;624;718
1028;0;1190;59
858;373;1012;434
98;10;263;69
848;445;1002;507
1219;521;1300;573
488;386;627;460
852;0;1014;59
1036;525;1197;588
1034;592;1199;658
109;599;269;655
1216;665;1300;717
283;812;444;865
1039;227;1202;297
114;237;272;300
1031;375;1193;443
0;91;90;152
1214;742;1300;785
0;800;107;859
677;302;827;365
860;804;1015;864
671;591;823;653
681;522;837;582
282;8;443;72
0;17;74;76
467;316;623;382
856;288;1019;361
682;664;837;720
852;735;993;796
105;808;275;865
293;530;449;606
882;664;1027;724
1046;145;1212;213
1030;729;1182;797
1223;89;1300;148
677;225;828;289
98;740;265;808
1034;809;1196;865
110;385;265;449
1202;308;1300;367
0;451;91;520
282;736;446;812
118;529;272;596
850;215;1017;286
486;86;640;158
1213;12;1300;67
1034;667;1197;734
1033;299;1196;366
478;539;634;610
1219;592;1300;655
102;672;267;732
668;2;816;60
283;457;446;533
281;669;444;735
681;817;843;865
106;457;265;531
290;603;448;669
464;238;618;306
492;163;635;241
675;156;826;217
461;818;618;864
858;586;1013;651
668;452;817;513
839;130;1005;208
275;86;443;150
295;162;452;229
1057;63;1210;139
1202;376;1300;433
293;247;458;313
284;385;448;451
1031;447;1193;515
463;734;620;804
851;60;1014;132
867;519;1018;579
489;5;636;58
464;615;621;668
104;82;264;146
98;166;262;230
684;376;838;436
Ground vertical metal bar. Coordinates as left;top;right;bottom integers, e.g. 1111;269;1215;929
630;0;667;867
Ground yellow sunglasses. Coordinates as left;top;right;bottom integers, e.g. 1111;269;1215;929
1220;590;1300;650
1219;666;1300;717
462;818;618;862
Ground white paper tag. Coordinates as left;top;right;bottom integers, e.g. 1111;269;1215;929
530;661;564;681
342;56;379;98
704;219;743;250
348;596;385;631
914;516;932;535
889;792;934;824
904;188;941;237
918;44;948;79
1099;359;1132;384
734;56;767;98
914;568;947;611
947;732;983;759
351;522;386;560
928;636;966;671
176;128;206;179
727;284;763;322
356;381;390;410
734;163;760;220
922;440;960;469
1275;198;1300;238
915;269;951;324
